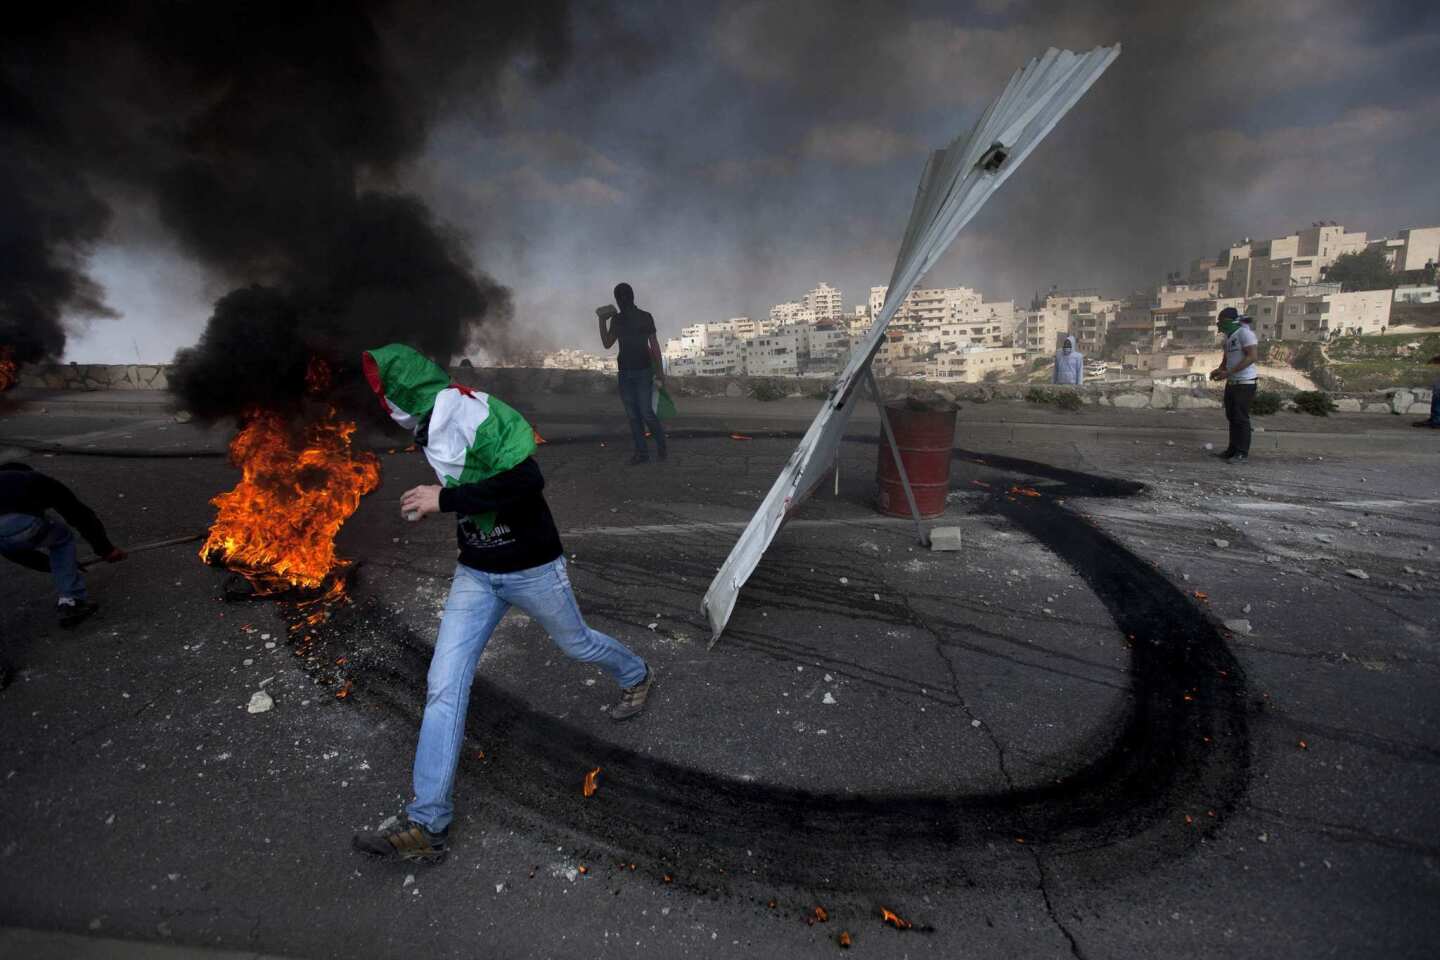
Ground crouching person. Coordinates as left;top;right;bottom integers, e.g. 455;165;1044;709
352;345;654;864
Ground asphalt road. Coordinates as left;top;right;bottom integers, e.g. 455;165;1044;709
1;395;1437;959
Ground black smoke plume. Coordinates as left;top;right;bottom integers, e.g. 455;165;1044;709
1;1;571;413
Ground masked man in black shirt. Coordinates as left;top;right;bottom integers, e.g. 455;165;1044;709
597;282;667;465
352;345;654;864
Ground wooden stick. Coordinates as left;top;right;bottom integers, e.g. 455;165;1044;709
79;532;205;568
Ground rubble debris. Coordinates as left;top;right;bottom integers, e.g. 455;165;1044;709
246;691;273;713
1223;619;1253;636
929;527;963;551
806;906;829;925
880;907;912;930
583;767;602;798
1345;569;1369;580
838;931;853;948
1212;538;1230;548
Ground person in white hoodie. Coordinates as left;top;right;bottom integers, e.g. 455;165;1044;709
1053;336;1084;385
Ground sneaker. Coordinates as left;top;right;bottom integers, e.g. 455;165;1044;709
1215;449;1236;460
611;665;655;722
56;598;99;628
628;453;650;466
1228;453;1249;464
352;818;448;864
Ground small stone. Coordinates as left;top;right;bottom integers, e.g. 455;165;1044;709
838;577;848;585
246;690;273;714
264;641;276;650
1315;535;1334;544
1203;443;1214;451
647;622;658;630
1224;619;1253;636
1242;603;1252;613
1213;538;1230;548
1265;555;1281;564
496;883;505;893
1042;607;1054;615
1257;832;1269;843
822;692;837;705
1345;569;1369;580
403;874;415;888
971;719;981;728
242;658;254;666
1166;440;1175;446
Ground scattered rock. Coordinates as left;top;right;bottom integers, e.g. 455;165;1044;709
927;529;961;552
1203;443;1214;451
246;691;274;714
1242;603;1252;613
403;874;415;888
838;577;849;585
1224;619;1253;636
1213;538;1230;548
1345;569;1369;580
1315;534;1334;544
173;411;192;423
822;692;837;705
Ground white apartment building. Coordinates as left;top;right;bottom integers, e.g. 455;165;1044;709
740;326;804;376
1023;307;1070;352
927;346;1021;383
1272;289;1392;340
803;282;844;320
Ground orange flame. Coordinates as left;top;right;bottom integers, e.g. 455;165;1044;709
582;766;602;797
0;346;16;392
1008;485;1041;497
200;410;380;593
879;907;912;930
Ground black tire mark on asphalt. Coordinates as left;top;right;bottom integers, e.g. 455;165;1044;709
288;434;1252;894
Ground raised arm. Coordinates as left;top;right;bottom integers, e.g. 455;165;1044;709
597;307;618;349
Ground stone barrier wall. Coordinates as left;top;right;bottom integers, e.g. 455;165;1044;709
14;362;1435;416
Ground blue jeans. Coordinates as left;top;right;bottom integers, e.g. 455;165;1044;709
1429;386;1440;425
407;557;647;831
0;513;85;601
617;368;666;458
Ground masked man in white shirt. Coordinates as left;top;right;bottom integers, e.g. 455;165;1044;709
1208;307;1259;464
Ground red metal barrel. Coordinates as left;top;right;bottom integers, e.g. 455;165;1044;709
875;401;957;518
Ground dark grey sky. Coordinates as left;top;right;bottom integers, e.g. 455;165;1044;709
69;0;1440;361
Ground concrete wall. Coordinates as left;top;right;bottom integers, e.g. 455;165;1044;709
12;362;1435;416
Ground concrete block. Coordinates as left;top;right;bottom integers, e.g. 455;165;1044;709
1174;394;1222;410
1364;403;1391;413
1150;383;1173;409
1389;389;1414;414
1334;398;1363;412
929;527;963;551
1112;393;1150;409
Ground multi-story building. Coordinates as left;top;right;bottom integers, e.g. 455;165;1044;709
1272;289;1391;340
927;346;1021;383
1393;226;1440;273
803;282;844;320
1022;306;1070;352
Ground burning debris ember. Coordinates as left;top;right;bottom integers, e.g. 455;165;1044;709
201;410;380;595
838;931;853;948
1008;485;1042;497
879;907;912;930
729;433;753;441
806;906;829;925
0;346;16;391
582;766;602;797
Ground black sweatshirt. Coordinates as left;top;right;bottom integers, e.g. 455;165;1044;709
0;466;116;555
435;457;563;573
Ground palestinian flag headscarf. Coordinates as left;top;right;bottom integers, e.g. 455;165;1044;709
362;344;536;534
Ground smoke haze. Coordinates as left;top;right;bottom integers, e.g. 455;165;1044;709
1;1;570;413
9;1;1440;366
